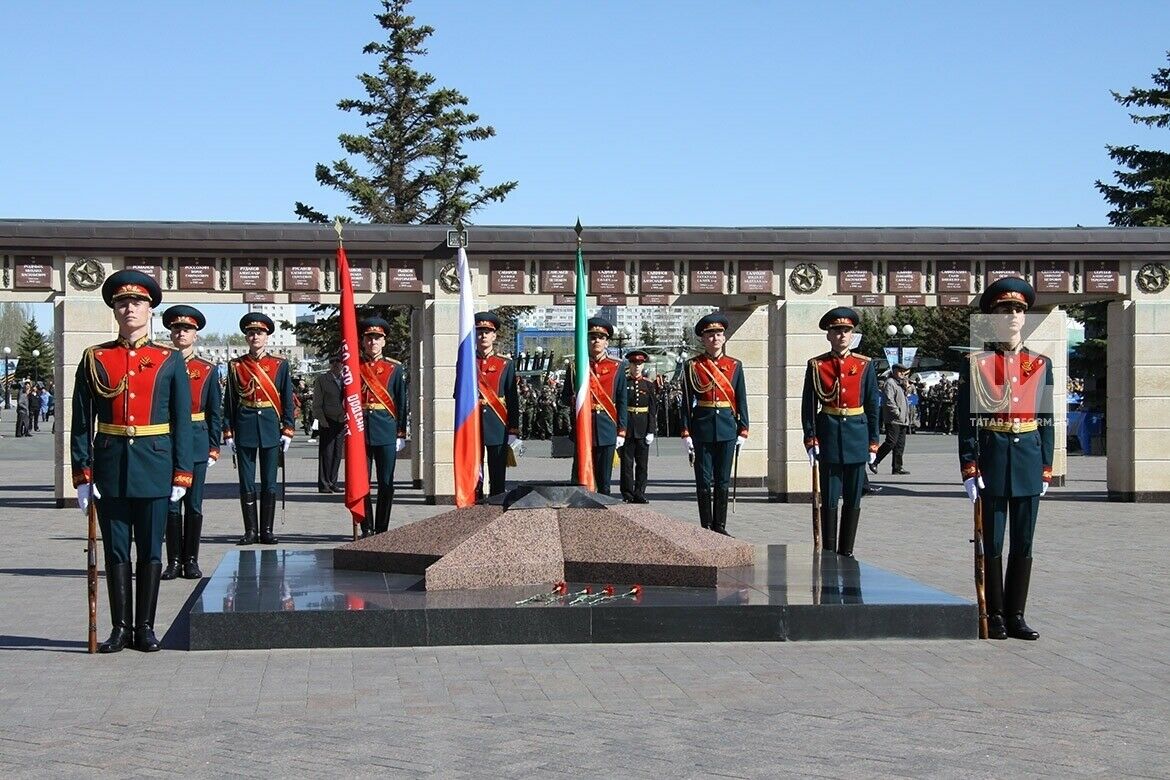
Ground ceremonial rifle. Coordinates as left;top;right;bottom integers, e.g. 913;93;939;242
85;396;98;654
812;460;822;551
972;495;989;639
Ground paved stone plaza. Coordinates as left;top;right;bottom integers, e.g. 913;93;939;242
0;428;1166;777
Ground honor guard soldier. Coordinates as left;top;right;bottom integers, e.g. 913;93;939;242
680;313;748;535
474;311;521;498
71;270;193;652
359;317;408;536
161;305;222;580
562;317;627;494
222;313;294;546
620;350;658;503
801;307;880;556
958;277;1053;641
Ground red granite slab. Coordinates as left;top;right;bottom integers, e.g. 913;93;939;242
425;509;564;591
332;504;502;574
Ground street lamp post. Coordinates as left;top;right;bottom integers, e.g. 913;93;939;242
31;349;40;385
2;346;9;409
885;323;915;368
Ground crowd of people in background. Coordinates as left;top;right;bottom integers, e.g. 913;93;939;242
2;380;53;438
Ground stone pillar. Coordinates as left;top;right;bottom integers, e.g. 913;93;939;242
725;304;769;486
421;299;460;503
54;293;117;508
769;299;836;501
1028;308;1069;485
1107;300;1170;501
409;306;424;489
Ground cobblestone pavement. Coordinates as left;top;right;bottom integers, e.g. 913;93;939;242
1;429;1167;777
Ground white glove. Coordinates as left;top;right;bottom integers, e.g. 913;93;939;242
1040;482;1049;497
170;486;187;503
683;436;694;455
508;434;519;447
869;451;877;465
963;476;985;503
645;433;655;445
395;438;406;453
807;445;819;466
736;435;747;450
206;457;217;468
223;437;235;454
76;482;101;515
280;435;292;453
615;435;625;449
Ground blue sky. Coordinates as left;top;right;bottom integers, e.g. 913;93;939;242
3;1;1169;331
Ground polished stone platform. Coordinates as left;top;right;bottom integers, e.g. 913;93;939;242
186;546;975;649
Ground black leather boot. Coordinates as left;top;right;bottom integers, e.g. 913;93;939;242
161;512;182;580
360;496;374;538
837;505;861;558
98;562;133;653
237;492;258;545
984;555;1008;640
821;506;838;554
1005;555;1039;640
712;487;731;536
259;491;278;545
182;511;203;579
134;562;162;652
374;488;394;534
696;488;713;530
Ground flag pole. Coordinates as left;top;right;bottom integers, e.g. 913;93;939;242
573;219;596;491
334;218;369;540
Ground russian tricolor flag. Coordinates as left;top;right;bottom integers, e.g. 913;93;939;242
453;246;482;508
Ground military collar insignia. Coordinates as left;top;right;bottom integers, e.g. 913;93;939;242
116;335;152;349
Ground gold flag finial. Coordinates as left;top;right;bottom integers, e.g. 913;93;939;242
574;218;583;244
333;217;344;245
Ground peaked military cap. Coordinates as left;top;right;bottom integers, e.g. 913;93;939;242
474;312;501;332
980;277;1035;313
587;317;614;338
162;305;206;330
694;312;729;336
626;349;650;364
102;269;162;309
361;317;392;337
818;306;861;331
239;312;275;334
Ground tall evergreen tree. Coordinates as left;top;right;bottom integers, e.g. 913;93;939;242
0;302;30;355
295;0;516;225
14;317;53;384
1095;51;1170;227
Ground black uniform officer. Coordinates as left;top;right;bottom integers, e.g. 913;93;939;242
619;350;658;503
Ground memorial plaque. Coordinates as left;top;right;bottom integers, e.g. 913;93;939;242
541;260;575;293
1084;260;1120;293
940;293;974;306
385;260;423;292
738;260;773;294
179;257;217;290
896;294;926;307
553;294;574;306
597;294;626;306
1033;260;1070;293
640;259;675;293
589;259;625;295
887;260;922;294
231;259;268;290
985;261;1023;286
243;291;275;303
14;256;52;289
837;260;874;293
640;294;670;306
936;260;971;293
490;259;526;294
347;257;373;292
853;294;885;307
289;292;320;304
283;258;321;291
123;260;163;284
689;259;725;294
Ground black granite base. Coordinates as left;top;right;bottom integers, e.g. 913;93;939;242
187;546;976;649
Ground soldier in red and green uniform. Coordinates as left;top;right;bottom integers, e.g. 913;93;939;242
222;313;295;546
958;277;1053;641
801;307;880;556
71;270;193;653
161;305;222;580
681;313;749;535
474;311;520;498
562;317;628;494
359;317;409;536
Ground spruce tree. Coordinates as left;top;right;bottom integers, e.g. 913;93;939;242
15;317;53;385
1096;52;1170;227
